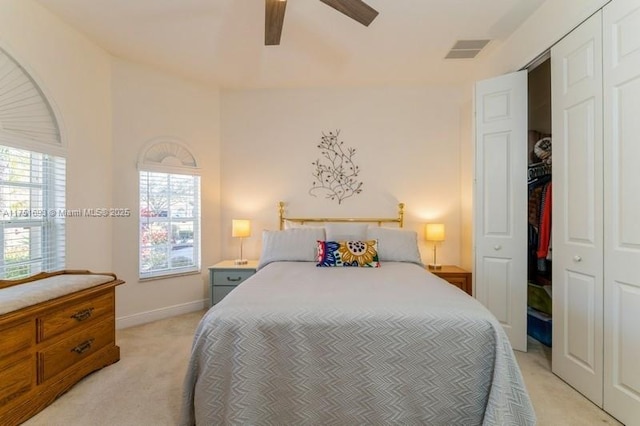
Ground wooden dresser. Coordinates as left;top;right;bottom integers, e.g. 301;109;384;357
0;270;124;425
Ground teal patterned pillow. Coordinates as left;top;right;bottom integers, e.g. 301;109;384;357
316;240;380;267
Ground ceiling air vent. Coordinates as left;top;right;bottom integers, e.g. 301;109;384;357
445;40;490;59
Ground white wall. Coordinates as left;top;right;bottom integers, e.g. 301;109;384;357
478;0;609;78
458;98;473;272
220;86;466;266
0;0;113;271
110;59;221;327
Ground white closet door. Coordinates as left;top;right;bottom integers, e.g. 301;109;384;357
551;12;604;406
603;0;640;423
474;71;528;352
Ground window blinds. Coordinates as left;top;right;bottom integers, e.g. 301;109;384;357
0;48;65;280
0;145;66;279
0;47;62;155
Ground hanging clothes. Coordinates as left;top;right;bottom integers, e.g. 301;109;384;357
537;183;552;271
527;134;552;278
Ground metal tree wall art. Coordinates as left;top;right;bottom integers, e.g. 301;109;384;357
309;130;363;204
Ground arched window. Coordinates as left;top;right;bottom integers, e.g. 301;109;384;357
0;48;65;279
138;139;201;279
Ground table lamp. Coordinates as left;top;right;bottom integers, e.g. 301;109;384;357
425;223;445;270
232;219;251;265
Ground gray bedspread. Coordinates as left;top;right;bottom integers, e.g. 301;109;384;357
180;262;535;425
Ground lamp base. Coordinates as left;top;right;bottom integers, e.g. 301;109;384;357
428;263;442;270
234;259;248;265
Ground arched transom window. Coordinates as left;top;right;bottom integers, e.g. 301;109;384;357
0;48;65;279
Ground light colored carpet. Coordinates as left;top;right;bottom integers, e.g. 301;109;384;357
515;338;621;425
23;310;622;426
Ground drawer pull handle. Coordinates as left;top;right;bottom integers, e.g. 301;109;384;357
573;255;582;262
494;245;502;251
70;307;94;321
227;277;242;282
71;338;95;355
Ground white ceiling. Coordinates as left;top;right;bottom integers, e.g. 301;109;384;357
35;0;546;89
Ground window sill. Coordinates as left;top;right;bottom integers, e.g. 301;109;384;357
138;269;201;282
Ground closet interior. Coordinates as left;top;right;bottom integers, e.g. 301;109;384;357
526;57;552;348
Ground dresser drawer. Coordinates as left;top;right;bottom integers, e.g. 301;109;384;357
213;270;254;287
0;356;34;407
37;291;113;342
0;320;34;359
38;316;114;383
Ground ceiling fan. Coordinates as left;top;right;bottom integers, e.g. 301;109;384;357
265;0;379;45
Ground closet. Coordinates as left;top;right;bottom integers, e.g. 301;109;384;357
526;58;552;348
475;1;640;424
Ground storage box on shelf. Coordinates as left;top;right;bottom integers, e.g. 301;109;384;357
527;282;552;315
527;307;552;347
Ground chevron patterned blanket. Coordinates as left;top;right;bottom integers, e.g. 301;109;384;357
180;262;535;425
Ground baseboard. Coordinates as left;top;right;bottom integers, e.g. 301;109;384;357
115;299;207;329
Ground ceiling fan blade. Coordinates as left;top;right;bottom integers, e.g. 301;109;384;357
319;0;379;27
265;0;287;45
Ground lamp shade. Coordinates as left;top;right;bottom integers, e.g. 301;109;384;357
425;223;445;242
232;219;251;238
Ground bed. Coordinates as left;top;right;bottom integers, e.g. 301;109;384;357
180;203;535;425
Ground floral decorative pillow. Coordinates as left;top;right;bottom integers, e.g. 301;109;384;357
316;240;380;267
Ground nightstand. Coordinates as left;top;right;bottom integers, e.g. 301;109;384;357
209;260;258;306
430;265;472;296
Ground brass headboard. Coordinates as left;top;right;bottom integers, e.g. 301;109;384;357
278;201;404;230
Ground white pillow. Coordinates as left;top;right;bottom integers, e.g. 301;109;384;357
258;228;326;270
367;227;423;266
325;223;368;241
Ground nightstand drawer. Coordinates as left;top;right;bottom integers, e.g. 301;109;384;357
212;286;236;305
443;276;467;290
430;265;472;296
213;270;254;287
209;261;258;307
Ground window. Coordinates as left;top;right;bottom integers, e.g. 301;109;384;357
138;140;200;279
0;47;65;280
0;146;66;279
